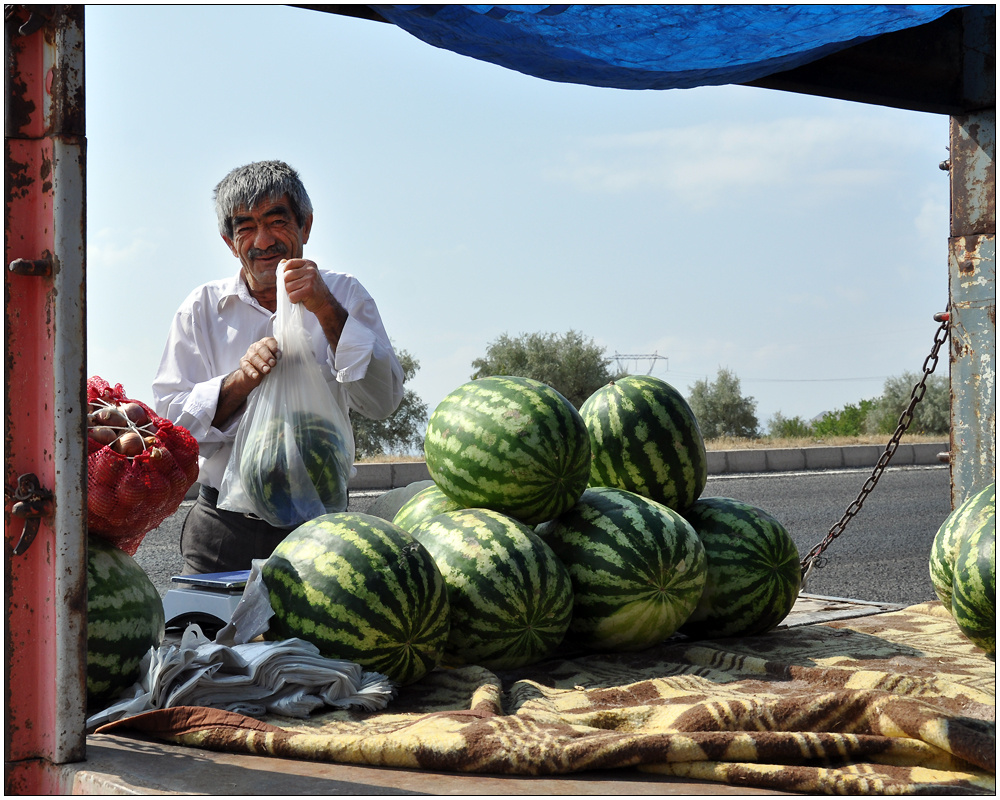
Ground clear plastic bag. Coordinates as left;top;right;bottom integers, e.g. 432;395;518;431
217;264;354;528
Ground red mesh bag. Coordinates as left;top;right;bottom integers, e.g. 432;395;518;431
86;376;199;555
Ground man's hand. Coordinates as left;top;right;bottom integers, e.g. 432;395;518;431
282;258;333;312
240;336;279;382
281;258;349;352
212;336;279;428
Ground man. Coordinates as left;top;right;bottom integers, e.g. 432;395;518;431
153;160;404;574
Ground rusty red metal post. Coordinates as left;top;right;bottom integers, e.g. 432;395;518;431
5;5;88;793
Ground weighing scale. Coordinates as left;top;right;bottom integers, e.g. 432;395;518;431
162;570;251;637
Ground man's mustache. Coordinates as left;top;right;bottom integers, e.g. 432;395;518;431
247;243;288;260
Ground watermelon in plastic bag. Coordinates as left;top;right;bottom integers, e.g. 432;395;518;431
217;263;353;528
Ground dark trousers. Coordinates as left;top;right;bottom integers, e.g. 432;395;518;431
180;486;293;574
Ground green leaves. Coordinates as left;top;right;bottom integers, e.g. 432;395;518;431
866;372;949;436
811;397;879;437
767;372;950;440
470;330;625;409
687;368;760;439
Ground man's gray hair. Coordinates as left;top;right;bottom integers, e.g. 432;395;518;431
214;160;314;238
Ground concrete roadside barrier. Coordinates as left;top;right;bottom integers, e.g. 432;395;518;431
705;442;948;476
346;442;949;490
349;461;432;490
183;443;949;499
182;462;435;501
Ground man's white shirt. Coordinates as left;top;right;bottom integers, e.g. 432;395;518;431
153;269;404;491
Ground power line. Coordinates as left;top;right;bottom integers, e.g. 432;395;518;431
665;370;888;383
617;359;891;383
742;376;888;383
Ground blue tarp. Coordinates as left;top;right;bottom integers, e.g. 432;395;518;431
372;4;962;90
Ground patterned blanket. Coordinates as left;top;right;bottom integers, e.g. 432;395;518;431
99;602;995;795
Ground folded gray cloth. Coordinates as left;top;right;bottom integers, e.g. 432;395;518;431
87;624;396;732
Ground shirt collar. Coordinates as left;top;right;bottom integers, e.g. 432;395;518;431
216;269;272;315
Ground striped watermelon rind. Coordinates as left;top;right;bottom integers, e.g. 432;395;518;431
580;375;707;512
423;376;592;526
411;508;574;670
538;487;707;652
950;508;996;658
393;484;464;532
262;513;450;685
87;536;165;708
679;496;801;639
241;410;351;527
951;522;996;656
930;483;996;610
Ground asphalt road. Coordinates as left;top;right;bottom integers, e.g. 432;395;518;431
132;464;952;607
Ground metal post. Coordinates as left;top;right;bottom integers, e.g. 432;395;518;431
5;5;88;793
948;108;997;507
945;5;996;508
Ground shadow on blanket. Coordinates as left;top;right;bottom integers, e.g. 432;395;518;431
99;602;995;795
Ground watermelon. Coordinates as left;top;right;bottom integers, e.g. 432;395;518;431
241;410;351;528
930;483;995;610
951;520;995;658
262;513;450;685
87;536;165;708
393;483;464;532
411;508;574;670
679;497;801;639
366;480;436;523
580;375;707;512
537;487;707;652
423;376;591;526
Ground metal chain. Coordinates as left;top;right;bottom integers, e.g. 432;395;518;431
800;312;951;587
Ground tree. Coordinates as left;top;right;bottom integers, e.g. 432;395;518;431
812;398;879;437
767;411;813;439
470;330;624;409
687;368;760;439
865;372;950;436
350;348;428;458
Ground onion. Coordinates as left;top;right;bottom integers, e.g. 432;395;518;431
112;431;144;457
88;426;119;447
121;402;150;427
92;405;128;428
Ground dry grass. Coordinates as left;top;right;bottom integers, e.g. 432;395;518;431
704;433;947;451
356;453;425;464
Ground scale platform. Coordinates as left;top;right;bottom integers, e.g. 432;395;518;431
162;570;251;637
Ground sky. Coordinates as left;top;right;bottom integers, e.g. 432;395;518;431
84;5;952;436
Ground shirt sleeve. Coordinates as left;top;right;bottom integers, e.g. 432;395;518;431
324;275;405;421
151;299;242;453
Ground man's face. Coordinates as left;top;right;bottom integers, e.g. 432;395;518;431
223;194;313;297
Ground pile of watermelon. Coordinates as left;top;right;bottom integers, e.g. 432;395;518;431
929;483;995;658
263;514;451;685
262;374;803;685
